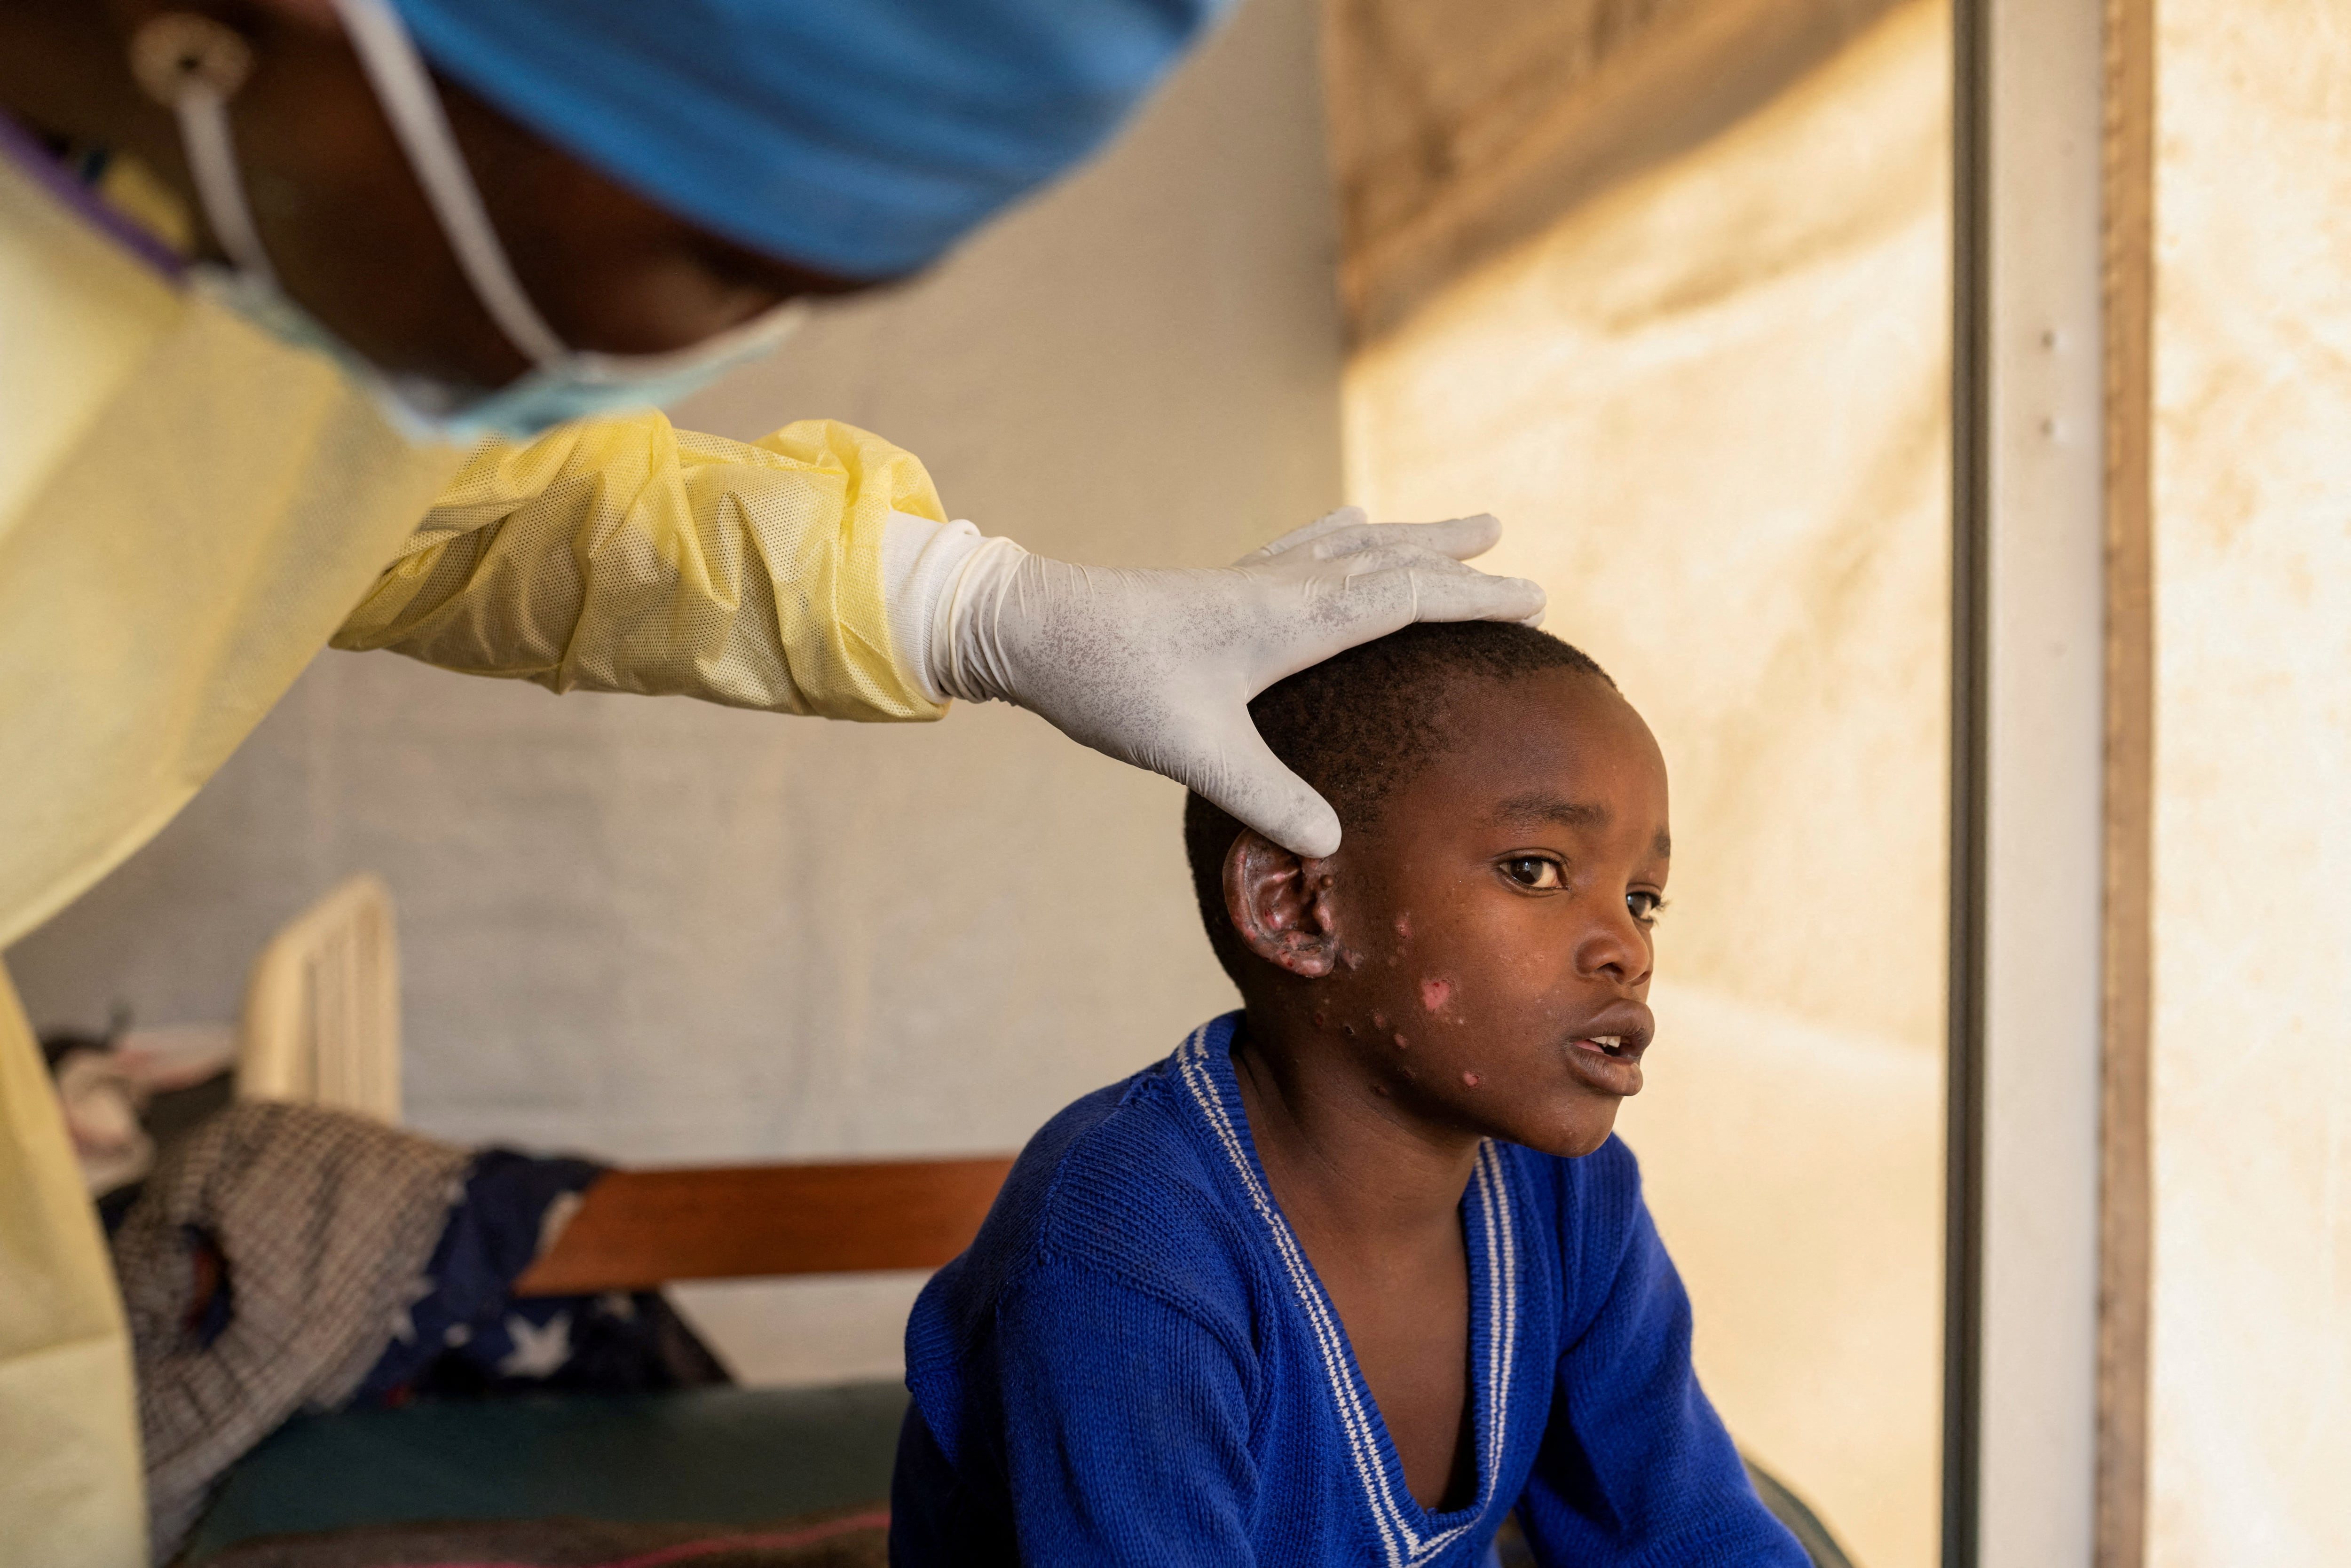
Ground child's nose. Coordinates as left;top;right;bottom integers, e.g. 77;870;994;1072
1575;904;1653;987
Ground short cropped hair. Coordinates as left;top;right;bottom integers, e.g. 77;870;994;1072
1183;620;1611;985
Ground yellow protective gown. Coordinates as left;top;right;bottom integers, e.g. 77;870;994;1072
0;148;942;1565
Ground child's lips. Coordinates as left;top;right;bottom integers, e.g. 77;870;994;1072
1574;1032;1644;1059
1566;1036;1645;1096
1562;1014;1651;1096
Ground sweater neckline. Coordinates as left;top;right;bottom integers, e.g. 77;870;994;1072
1175;1014;1519;1566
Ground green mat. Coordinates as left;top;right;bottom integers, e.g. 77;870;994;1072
184;1382;909;1564
188;1380;1856;1568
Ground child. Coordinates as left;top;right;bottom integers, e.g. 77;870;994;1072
892;622;1807;1566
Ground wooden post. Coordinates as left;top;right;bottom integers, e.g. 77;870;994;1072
2096;0;2156;1562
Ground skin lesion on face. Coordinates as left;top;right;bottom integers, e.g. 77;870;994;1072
1225;669;1671;1163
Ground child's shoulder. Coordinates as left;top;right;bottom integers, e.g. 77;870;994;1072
932;1043;1262;1316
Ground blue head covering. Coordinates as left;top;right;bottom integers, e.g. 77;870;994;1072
388;0;1237;281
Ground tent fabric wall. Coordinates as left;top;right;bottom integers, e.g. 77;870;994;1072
2147;5;2351;1561
1343;5;1949;1565
1322;0;1905;339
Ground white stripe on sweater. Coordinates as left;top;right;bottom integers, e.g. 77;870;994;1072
1177;1031;1407;1567
1176;1029;1520;1567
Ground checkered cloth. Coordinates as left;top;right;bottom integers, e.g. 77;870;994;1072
110;1103;471;1561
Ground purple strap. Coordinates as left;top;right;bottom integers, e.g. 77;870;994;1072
0;111;187;280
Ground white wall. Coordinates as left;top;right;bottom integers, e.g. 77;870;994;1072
6;0;1340;1382
1344;8;1950;1565
2147;7;2351;1561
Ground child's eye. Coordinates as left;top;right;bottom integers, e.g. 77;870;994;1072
1500;856;1565;890
1627;891;1666;926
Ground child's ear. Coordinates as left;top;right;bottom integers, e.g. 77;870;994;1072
1223;829;1341;979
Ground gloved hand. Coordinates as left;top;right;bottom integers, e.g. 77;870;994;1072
913;507;1546;856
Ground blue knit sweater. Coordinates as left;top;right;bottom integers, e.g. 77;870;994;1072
893;1014;1808;1567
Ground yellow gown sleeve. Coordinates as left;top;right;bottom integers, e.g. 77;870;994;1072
0;973;143;1568
331;413;949;723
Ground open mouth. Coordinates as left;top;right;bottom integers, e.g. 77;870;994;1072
1570;1034;1646;1063
1567;1027;1650;1062
1562;1008;1653;1088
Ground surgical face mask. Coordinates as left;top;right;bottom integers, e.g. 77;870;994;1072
129;0;805;442
184;266;806;445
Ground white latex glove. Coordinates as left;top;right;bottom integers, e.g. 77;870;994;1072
889;506;1545;856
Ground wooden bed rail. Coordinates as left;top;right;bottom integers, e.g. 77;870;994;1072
513;1156;1017;1297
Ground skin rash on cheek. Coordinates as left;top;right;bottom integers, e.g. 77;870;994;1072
1420;978;1451;1012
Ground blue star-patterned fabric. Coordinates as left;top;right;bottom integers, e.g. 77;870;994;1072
353;1149;726;1403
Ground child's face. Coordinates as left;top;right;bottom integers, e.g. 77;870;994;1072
1272;670;1671;1159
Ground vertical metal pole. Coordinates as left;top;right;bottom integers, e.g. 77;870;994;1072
1944;1;1991;1564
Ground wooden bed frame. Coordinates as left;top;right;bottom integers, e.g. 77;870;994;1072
512;1157;1018;1296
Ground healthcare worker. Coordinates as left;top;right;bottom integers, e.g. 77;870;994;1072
0;0;1544;1559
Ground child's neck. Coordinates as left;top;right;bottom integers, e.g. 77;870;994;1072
1232;1007;1485;1511
1230;1009;1484;1250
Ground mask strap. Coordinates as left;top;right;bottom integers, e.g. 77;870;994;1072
174;89;276;283
128;14;277;283
327;0;571;366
